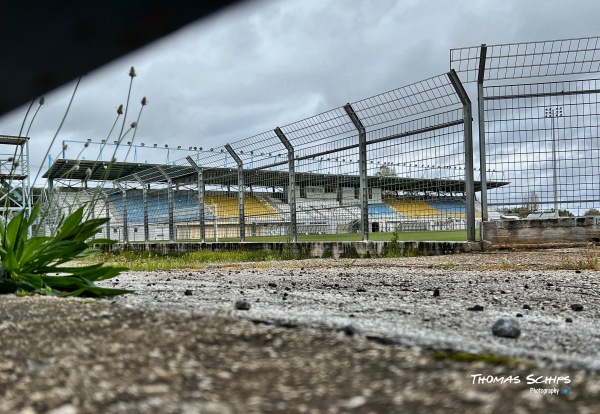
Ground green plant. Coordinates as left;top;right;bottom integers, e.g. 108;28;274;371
340;245;360;259
438;261;454;269
432;352;536;368
383;231;402;257
0;204;129;296
342;259;357;268
557;243;599;270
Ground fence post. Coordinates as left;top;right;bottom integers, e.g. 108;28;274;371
186;156;206;243
343;103;369;241
156;166;175;243
274;127;297;243
115;181;128;244
447;69;476;242
225;144;245;242
134;173;149;243
477;44;488;223
104;192;111;241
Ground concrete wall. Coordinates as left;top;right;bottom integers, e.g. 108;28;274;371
482;217;600;248
101;240;482;258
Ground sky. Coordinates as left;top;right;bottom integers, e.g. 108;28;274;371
1;0;600;182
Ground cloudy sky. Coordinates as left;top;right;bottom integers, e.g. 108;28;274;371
1;0;599;179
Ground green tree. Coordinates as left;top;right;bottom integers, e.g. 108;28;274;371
558;209;574;217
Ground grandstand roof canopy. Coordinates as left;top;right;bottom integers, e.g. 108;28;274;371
43;159;508;193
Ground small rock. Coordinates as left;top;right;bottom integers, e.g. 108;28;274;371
433;288;440;297
235;300;251;311
268;282;277;288
523;304;532;310
467;305;484;311
184;289;193;296
492;315;521;338
547;282;554;287
524;284;529;289
356;287;367;292
570;304;584;311
341;325;359;337
565;317;573;323
166;278;171;281
575;270;582;274
516;313;523;317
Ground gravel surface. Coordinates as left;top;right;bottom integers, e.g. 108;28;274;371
1;248;600;413
107;250;600;371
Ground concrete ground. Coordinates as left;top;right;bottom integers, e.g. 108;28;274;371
1;248;599;413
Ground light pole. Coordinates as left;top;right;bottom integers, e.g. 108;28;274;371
545;106;562;217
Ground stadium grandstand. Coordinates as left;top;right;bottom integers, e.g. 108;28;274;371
41;158;507;242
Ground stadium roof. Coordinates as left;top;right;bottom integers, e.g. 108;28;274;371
43;159;508;193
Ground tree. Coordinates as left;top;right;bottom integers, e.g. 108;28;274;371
584;208;600;216
558;209;574;217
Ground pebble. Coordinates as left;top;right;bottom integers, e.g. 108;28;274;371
566;318;573;323
184;290;193;296
341;325;359;336
570;304;584;311
235;300;251;311
492;315;521;338
523;304;532;310
467;305;484;311
433;288;440;297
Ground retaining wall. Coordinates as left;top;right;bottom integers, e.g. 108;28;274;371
482;217;600;248
102;240;482;258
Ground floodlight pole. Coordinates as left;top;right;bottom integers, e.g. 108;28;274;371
156;166;175;243
344;103;369;242
545;106;563;217
447;69;476;242
477;44;488;222
225;144;245;242
186;156;206;243
274;127;297;243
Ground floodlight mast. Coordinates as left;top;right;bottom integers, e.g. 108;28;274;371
545;106;563;218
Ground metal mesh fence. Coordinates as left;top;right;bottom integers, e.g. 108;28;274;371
451;36;600;219
451;36;600;82
484;79;600;215
44;72;481;242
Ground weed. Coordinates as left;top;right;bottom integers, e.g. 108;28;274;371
438;261;454;269
432;352;536;368
383;231;402;257
402;247;420;257
340;246;360;259
0;205;129;296
557;243;599;270
342;259;357;268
